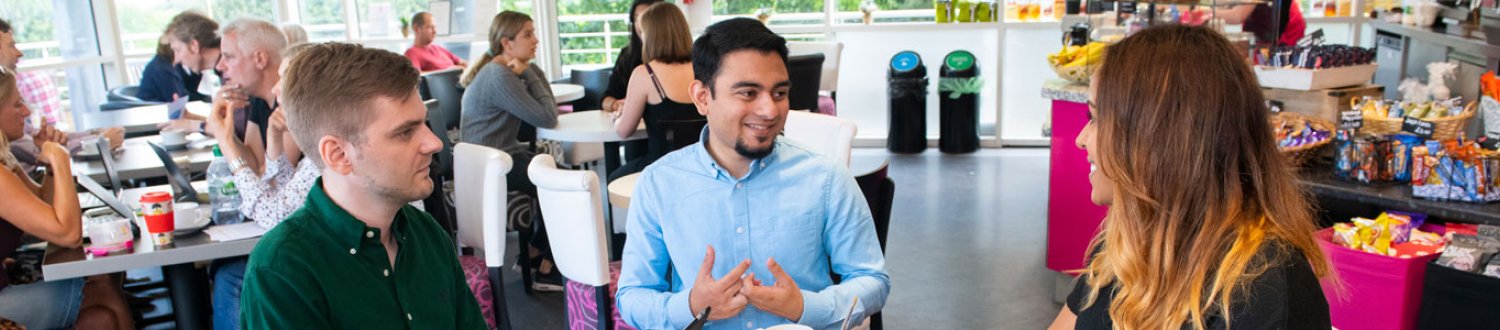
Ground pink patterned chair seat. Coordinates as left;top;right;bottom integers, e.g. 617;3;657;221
459;255;497;329
564;261;637;330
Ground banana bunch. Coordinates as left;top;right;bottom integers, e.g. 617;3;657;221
1048;42;1108;68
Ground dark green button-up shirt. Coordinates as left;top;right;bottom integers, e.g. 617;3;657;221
240;178;486;329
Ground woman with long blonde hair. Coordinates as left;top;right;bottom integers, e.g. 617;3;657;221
1049;24;1333;329
0;71;133;329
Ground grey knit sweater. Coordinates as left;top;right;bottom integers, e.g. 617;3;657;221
460;63;558;156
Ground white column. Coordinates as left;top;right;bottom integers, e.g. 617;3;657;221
533;0;562;80
342;0;360;40
93;0;127;87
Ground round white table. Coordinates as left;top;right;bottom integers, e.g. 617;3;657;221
536;111;646;143
551;83;586;103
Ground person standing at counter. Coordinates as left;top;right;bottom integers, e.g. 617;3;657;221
1048;24;1331;329
1214;0;1306;46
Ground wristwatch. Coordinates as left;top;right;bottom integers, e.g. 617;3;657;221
227;157;247;173
199;121;207;134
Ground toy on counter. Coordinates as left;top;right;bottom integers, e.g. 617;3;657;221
1428;62;1458;101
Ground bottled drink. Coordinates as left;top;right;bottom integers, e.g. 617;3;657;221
208;145;243;225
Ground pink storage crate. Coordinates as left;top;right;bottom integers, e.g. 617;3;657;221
1316;228;1443;330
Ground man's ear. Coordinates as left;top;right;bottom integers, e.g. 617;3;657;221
691;80;711;117
319;136;354;176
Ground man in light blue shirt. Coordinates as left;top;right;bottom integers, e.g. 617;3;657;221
616;18;889;330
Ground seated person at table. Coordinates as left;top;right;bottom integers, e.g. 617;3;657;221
616;18;889;329
0;71;134;330
604;2;703;182
458;11;564;292
601;0;664;113
1048;24;1330;330
403;11;468;72
138;12;221;104
185;18;287;177
0;19;124;173
239;42;486;329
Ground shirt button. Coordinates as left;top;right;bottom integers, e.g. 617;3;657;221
349;248;357;255
366;231;374;238
746;321;754;328
736;226;745;234
407;313;413;321
735;183;743;189
383;269;390;277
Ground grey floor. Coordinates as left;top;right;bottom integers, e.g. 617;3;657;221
503;147;1062;329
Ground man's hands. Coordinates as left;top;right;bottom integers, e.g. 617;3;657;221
99;127;125;150
741;258;805;322
688;246;751;321
687;248;807;323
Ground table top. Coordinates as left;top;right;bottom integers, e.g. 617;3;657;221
537;111;647;143
73;134;217;183
608;172;641;208
44;182;257;281
850;156;890;178
75;101;211;135
552;83;586;103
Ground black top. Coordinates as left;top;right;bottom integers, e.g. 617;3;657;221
136;54;207;102
641;63;705;165
235;97;274;146
602;45;643;104
1066;241;1331;330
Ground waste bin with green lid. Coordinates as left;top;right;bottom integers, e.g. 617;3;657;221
939;50;981;154
887;51;928;154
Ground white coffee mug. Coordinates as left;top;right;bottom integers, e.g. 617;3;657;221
174;202;206;228
161;129;188;145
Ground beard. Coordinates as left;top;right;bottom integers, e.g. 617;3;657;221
734;137;774;159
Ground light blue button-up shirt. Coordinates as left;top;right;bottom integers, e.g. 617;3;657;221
617;131;890;330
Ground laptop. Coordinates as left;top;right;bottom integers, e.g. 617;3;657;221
76;174;134;220
146;141;201;203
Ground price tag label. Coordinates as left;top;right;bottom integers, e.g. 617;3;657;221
1401;117;1436;139
1339;110;1364;130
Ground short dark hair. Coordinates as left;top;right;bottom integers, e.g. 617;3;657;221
0;19;11;33
166;11;220;49
283;43;419;168
691;18;787;93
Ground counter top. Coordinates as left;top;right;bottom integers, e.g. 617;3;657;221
1041;79;1089;103
1370;21;1500;57
1301;170;1500;226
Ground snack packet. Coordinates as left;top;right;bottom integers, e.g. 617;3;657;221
1332;223;1359;249
1436;234;1500;272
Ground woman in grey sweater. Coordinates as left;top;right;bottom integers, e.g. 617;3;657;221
459;11;565;291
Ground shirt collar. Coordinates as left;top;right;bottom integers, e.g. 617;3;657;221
305;177;411;249
691;127;779;182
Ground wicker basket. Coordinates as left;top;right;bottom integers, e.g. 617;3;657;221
1360;101;1476;139
1274;112;1335;167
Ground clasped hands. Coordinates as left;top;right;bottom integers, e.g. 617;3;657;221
687;245;805;322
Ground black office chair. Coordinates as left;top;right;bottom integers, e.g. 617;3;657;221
568;67;612;111
422;68;466;133
787;53;825;113
107;85;144;102
423;99;458;235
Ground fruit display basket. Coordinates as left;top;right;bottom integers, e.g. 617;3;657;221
1255;64;1379;91
1048;42;1107;84
1362;101;1476;140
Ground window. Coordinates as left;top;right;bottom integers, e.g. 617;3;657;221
835;0;936;24
209;0;275;22
1;1;107;129
498;0;532;14
357;0;431;39
556;0;632;69
301;0;349;41
115;1;212;56
713;0;825;26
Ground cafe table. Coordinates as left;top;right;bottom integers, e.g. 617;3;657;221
73;134;216;183
75;101;211;136
44;182;253;330
551;83;586;103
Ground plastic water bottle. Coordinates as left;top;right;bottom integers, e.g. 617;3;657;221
208;145;243;225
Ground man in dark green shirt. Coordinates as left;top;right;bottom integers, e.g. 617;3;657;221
239;42;486;329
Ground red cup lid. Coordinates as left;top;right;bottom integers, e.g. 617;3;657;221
140;192;173;203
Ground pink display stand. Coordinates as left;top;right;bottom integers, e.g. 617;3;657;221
1047;99;1108;272
1316;228;1441;330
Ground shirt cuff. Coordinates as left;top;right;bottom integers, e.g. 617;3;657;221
795;289;836;328
666;290;696;329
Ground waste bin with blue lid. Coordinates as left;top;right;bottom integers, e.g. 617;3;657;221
939;50;980;154
887;51;928;154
